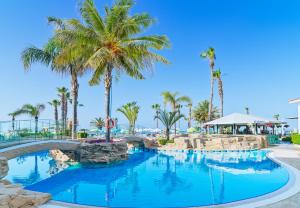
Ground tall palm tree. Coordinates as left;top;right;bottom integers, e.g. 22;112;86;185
193;100;219;125
186;101;193;128
152;104;161;128
201;47;216;121
20;104;45;137
8;109;23;131
48;100;60;135
57;87;69;134
245;107;250;115
117;102;140;135
155;110;184;140
53;0;170;142
161;91;191;134
213;69;224;117
21;17;87;140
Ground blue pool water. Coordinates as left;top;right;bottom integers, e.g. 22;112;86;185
5;150;289;207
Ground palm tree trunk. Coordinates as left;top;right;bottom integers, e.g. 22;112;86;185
61;95;65;135
104;66;113;142
65;100;68;133
173;104;177;135
209;67;214;121
219;78;224;117
178;109;181;130
12;117;15;132
188;107;192;128
166;128;170;140
54;105;59;137
156;111;159;129
71;71;79;140
35;116;38;139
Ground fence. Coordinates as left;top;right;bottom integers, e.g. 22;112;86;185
0;119;65;144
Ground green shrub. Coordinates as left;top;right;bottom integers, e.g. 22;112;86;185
292;133;300;144
187;127;198;133
77;132;88;138
281;137;292;143
167;139;174;143
158;139;168;145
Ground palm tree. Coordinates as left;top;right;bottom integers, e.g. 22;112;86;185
213;69;224;117
152;104;161;128
245;107;250;115
201;47;216;121
21;17;87;140
48;100;60;135
161;91;191;134
117;102;140;135
53;0;170;142
186;101;193;128
154;110;184;140
273;114;280;121
193;100;219;124
92;117;105;130
8;109;23;131
57;87;69;134
20;104;45;138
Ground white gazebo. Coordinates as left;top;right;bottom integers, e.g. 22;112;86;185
288;98;300;133
203;113;283;135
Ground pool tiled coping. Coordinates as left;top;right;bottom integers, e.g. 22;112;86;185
2;141;299;208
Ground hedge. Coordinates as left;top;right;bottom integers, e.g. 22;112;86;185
291;133;300;144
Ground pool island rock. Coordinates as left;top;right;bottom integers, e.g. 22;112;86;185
0;180;50;208
51;142;128;164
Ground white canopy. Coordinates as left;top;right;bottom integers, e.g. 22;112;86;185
203;113;280;126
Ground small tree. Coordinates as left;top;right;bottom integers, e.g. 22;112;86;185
154;110;184;140
8;109;23;131
20;104;45;138
273;114;280;121
193;100;219;125
245;107;250;115
92;117;105;130
152;104;161;128
117;102;140;135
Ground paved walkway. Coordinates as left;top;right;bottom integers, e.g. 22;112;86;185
261;144;300;208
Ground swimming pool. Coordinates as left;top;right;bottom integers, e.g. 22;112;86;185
5;150;289;207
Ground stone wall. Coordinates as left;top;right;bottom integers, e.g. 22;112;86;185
0;157;8;179
160;134;268;151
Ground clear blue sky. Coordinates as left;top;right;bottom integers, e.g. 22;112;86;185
1;0;300;129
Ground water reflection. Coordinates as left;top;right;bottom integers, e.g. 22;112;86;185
6;150;288;207
5;151;68;186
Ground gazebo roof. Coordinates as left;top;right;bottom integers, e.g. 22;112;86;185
288;98;300;104
203;113;281;126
